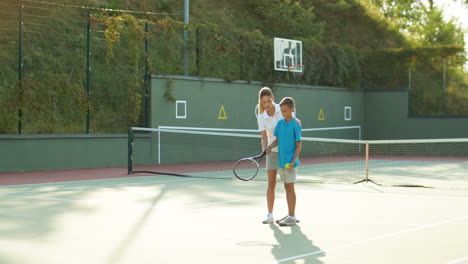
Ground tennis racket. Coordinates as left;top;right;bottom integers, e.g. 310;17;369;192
233;151;266;181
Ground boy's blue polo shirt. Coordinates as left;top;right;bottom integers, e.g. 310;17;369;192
273;117;301;168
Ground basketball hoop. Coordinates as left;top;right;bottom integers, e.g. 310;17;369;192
287;65;304;72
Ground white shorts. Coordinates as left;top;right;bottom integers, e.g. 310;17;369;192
278;167;297;183
266;151;278;171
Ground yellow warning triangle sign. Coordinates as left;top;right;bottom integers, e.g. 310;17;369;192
218;105;227;119
318;108;325;120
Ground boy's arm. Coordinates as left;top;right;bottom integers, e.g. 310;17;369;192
289;141;301;169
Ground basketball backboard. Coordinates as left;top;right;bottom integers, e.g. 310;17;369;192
274;37;303;72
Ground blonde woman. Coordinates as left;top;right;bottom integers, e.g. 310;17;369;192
257;87;300;224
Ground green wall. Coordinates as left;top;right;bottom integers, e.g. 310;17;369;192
364;90;468;139
151;75;364;139
0;134;127;172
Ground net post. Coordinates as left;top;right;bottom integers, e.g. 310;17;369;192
359;126;362;153
158;126;161;165
365;141;369;182
128;127;133;174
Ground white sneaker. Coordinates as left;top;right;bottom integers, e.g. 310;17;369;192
278;216;297;226
276;215;300;224
262;213;274;224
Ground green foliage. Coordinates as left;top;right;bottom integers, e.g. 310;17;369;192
195;24;242;81
304;43;361;88
416;8;465;47
0;75;88;134
148;17;186;75
374;0;423;29
373;0;466;48
249;0;324;40
92;13;145;67
164;80;176;103
362;45;464;90
1;0;467;135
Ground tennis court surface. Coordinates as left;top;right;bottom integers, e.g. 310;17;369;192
1;168;467;264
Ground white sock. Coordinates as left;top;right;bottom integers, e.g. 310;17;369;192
289;216;296;220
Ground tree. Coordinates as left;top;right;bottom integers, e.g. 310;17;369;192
414;8;465;46
374;0;466;47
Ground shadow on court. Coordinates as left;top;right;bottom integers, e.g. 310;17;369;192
106;187;168;264
270;224;324;264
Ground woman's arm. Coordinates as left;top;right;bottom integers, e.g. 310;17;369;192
260;130;268;152
266;138;278;155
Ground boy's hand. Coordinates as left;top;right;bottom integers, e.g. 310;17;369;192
265;147;272;155
285;163;292;170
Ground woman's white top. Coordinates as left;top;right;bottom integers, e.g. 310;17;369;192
257;103;283;152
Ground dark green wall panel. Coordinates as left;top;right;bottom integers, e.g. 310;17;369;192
364;91;468;139
0;135;126;172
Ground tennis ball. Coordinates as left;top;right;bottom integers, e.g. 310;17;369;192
285;163;292;169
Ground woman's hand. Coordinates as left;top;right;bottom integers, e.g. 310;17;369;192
265;146;272;156
295;118;302;126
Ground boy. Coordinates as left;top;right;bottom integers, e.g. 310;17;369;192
266;97;301;226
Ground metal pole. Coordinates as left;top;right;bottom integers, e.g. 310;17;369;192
183;0;189;76
158;126;161;164
18;0;23;134
442;58;446;113
128;127;133;174
408;67;412;115
365;142;369;182
144;22;149;127
196;27;200;76
239;35;244;80
408;67;411;91
86;11;91;133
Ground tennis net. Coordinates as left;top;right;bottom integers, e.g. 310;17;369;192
128;127;468;189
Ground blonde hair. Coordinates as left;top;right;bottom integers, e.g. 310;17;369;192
279;97;295;109
258;87;274;114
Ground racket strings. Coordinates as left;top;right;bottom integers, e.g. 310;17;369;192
233;158;259;180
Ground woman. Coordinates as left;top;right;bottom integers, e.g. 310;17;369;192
257;87;299;224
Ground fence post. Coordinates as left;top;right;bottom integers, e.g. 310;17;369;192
17;0;23;135
183;0;190;76
86;11;91;133
196;27;200;76
408;66;412;116
442;57;447;114
239;35;244;80
144;21;149;127
127;127;133;174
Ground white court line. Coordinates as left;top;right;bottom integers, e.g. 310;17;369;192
267;215;468;264
448;256;468;264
